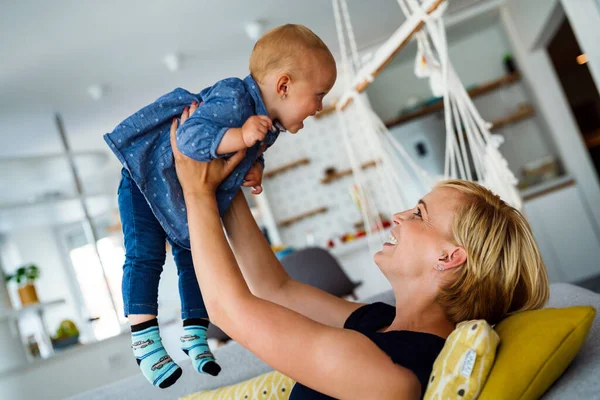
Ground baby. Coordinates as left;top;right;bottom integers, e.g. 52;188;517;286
104;24;336;388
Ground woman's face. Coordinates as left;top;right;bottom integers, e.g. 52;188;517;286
374;187;466;282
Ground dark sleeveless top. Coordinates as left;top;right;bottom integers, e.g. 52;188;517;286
289;302;446;399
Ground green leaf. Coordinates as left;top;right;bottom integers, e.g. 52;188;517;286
24;264;40;282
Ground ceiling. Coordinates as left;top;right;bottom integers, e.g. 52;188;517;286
0;0;497;231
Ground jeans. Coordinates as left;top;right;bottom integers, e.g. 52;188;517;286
118;168;208;320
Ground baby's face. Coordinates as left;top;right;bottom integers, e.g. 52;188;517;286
278;58;336;133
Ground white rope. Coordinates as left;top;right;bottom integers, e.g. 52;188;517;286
330;0;523;249
336;109;373;233
340;0;362;75
332;0;353;88
351;98;388;245
353;95;404;218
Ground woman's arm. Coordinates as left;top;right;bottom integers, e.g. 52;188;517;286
170;114;420;399
223;190;363;328
184;188;420;400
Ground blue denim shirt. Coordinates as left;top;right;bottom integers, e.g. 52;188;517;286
104;75;283;249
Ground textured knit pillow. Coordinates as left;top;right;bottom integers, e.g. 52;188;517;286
479;306;596;400
181;370;295;400
424;320;499;400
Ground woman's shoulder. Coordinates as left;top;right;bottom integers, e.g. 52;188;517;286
344;302;446;394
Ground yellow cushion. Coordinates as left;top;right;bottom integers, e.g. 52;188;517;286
479;306;596;400
180;371;295;400
425;320;499;400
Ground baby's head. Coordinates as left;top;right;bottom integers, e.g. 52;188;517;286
250;24;337;133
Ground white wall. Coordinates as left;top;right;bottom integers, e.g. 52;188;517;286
368;19;555;181
368;20;513;122
5;228;80;339
507;0;559;50
501;0;600;233
0;224;199;399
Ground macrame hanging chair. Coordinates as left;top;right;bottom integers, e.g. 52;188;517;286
331;0;521;254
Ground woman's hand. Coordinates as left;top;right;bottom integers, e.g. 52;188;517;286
170;102;246;197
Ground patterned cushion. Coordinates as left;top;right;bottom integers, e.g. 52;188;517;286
425;320;499;400
180;370;294;400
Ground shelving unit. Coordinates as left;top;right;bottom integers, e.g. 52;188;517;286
320;160;378;184
385;72;522;128
264;158;310;179
278;207;328;228
489;104;536;130
0;299;66;358
521;176;576;202
315;73;523;129
0;299;66;320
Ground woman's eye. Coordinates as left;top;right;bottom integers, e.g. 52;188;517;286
413;208;422;218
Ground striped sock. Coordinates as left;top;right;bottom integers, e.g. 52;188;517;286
131;319;182;388
181;319;221;376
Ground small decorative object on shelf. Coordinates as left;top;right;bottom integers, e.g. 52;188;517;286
264;157;310;179
320;160;378;184
27;335;41;358
326;218;392;248
51;319;80;350
5;264;41;307
503;53;517;74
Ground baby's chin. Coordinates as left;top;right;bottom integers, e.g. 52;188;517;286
288;121;304;134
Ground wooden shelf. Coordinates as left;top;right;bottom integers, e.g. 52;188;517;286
278;207;328;228
264;158;310;179
521;176;576;202
384;72;522;129
320;160;378;184
316;73;522;123
490;104;536;131
0;299;66;321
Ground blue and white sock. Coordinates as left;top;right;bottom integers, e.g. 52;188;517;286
181;319;221;376
131;319;182;388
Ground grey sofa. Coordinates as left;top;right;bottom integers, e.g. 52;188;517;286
68;283;600;400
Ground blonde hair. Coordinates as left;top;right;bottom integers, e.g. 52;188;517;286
249;24;335;83
435;180;549;325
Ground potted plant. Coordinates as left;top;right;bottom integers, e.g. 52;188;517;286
5;264;40;306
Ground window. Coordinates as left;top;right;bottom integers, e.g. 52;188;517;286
64;221;126;341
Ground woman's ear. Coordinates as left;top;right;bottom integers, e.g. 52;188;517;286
439;246;467;271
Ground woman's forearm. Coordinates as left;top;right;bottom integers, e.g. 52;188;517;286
184;192;252;318
222;191;290;298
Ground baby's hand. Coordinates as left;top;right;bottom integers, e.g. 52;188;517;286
243;162;264;195
242;116;272;148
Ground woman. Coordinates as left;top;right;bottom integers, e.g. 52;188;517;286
169;104;549;399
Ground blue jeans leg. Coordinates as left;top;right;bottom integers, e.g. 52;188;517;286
170;240;209;320
118;169;167;317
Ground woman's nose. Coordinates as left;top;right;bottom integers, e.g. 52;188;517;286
392;212;405;225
